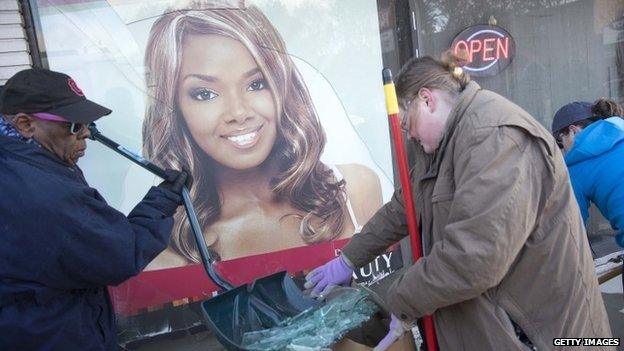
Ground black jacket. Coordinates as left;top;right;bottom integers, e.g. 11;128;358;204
0;135;179;350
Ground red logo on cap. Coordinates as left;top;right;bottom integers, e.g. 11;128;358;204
67;78;84;96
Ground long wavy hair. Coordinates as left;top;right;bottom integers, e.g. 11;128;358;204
143;1;347;262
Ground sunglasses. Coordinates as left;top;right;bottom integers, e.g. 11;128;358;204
31;113;88;135
555;129;569;149
68;122;87;135
555;137;563;149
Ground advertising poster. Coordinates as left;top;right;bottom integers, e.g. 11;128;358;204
33;0;399;347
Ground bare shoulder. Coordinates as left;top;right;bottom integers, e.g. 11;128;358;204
334;164;382;224
335;164;380;190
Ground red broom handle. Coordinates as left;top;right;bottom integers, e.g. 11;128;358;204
382;68;438;351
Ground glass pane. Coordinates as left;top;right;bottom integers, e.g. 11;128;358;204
29;0;403;348
414;0;623;128
414;0;623;246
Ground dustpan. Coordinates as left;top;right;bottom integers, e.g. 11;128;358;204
201;271;321;350
213;285;382;350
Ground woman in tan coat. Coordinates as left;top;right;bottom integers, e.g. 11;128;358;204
306;53;612;350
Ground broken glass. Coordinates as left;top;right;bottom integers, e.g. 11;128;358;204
241;288;379;350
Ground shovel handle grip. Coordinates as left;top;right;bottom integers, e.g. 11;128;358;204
88;124;168;178
88;123;233;291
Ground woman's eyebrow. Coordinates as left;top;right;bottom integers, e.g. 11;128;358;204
243;67;261;78
182;68;260;83
183;73;217;83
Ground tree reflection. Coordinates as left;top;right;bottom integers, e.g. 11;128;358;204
418;0;580;34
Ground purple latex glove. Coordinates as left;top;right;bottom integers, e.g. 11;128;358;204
304;255;354;296
373;314;411;351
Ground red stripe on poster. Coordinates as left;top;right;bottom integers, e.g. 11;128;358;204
109;239;348;315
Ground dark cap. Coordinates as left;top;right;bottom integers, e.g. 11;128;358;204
0;68;111;124
551;101;592;136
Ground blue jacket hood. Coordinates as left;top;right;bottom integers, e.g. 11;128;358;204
565;117;624;166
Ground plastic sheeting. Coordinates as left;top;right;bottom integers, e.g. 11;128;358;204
241;288;379;350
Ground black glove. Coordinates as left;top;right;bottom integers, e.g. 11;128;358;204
158;169;192;196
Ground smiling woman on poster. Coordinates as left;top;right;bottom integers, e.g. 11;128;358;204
141;2;383;268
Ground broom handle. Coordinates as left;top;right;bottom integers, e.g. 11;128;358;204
382;68;438;351
87;124;233;291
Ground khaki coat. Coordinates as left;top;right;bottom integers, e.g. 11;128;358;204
342;82;612;350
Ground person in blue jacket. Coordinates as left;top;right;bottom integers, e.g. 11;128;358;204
552;98;624;247
0;68;190;350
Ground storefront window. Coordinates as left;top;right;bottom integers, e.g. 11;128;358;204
377;0;417;75
27;0;403;348
414;0;623;128
414;0;623;247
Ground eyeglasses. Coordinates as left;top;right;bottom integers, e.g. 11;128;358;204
400;99;413;133
68;122;86;135
555;129;568;149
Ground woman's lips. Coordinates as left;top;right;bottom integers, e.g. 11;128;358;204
222;125;263;149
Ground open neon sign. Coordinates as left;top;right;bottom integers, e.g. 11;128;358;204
451;25;515;77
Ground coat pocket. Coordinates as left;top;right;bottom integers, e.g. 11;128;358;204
496;294;537;351
431;175;455;203
504;311;536;351
431;177;454;234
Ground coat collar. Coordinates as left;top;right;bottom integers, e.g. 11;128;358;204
422;81;481;180
0;134;81;173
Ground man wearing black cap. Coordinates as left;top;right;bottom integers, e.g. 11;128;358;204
0;68;190;350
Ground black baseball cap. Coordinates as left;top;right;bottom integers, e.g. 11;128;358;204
0;68;111;124
551;101;593;136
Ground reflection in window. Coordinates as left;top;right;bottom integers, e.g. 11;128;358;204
415;0;623;127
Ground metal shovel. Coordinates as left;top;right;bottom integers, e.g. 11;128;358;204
88;123;319;350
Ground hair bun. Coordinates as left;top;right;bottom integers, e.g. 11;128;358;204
592;98;624;119
441;49;470;88
451;66;464;79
